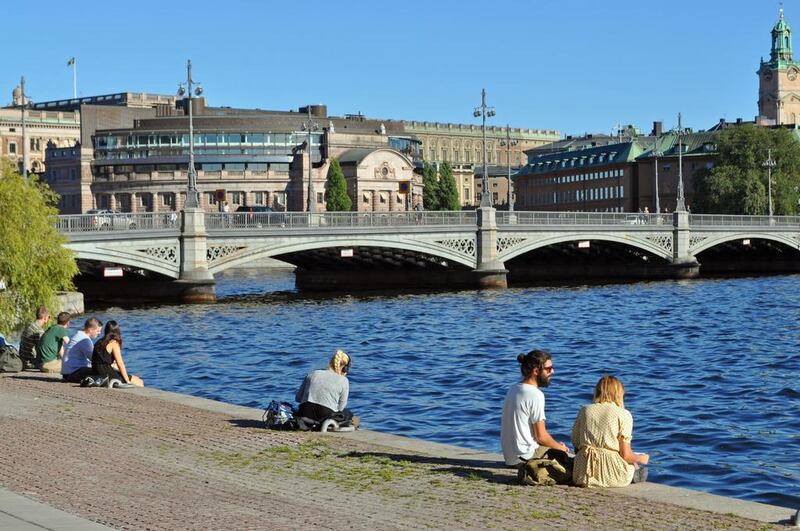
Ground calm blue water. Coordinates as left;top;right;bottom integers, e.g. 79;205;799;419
84;270;800;508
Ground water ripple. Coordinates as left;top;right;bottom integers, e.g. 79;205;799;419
84;270;800;509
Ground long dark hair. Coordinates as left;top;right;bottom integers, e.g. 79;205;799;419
96;321;123;352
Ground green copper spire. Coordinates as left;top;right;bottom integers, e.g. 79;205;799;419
771;4;793;62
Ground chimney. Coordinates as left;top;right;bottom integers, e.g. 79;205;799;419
736;118;743;124
652;121;663;136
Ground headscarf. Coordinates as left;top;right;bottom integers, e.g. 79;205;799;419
328;349;350;376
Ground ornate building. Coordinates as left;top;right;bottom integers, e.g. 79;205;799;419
1;86;81;175
758;7;800;125
41;98;421;214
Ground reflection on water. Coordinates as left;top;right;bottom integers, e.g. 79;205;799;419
86;269;800;508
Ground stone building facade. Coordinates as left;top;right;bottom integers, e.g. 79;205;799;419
758;8;800;125
402;120;560;167
41;99;422;214
515;130;718;213
1;85;81;175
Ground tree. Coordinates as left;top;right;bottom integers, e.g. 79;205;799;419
421;161;440;210
436;162;461;210
0;159;78;335
694;125;800;214
324;159;352;211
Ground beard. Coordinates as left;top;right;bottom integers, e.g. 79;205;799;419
536;371;551;387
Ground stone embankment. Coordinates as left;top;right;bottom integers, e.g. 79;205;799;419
0;373;792;530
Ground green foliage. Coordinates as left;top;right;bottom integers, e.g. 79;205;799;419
436;162;461;210
325;159;352;211
694;125;800;214
0;159;77;335
421;162;440;210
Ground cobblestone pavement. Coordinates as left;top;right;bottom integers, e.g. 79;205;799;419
0;374;779;531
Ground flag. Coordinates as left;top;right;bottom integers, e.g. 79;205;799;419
67;57;75;66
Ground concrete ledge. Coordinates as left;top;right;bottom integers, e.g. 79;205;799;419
124;381;796;525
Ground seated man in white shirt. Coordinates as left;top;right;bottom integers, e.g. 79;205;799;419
61;317;103;383
500;349;571;483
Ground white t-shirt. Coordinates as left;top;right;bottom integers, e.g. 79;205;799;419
501;382;546;466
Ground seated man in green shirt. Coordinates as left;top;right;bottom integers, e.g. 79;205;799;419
37;312;71;373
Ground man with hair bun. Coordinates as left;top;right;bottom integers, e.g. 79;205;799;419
500;349;570;473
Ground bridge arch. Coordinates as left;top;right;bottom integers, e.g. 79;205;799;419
499;233;674;263
207;236;477;274
66;244;180;279
690;232;800;256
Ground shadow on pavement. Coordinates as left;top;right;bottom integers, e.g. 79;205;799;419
342;450;516;485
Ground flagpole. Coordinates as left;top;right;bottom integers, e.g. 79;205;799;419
72;59;77;99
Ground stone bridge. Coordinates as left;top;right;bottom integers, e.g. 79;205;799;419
56;208;800;302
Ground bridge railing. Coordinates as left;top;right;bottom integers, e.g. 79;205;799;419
56;213;180;233
689;214;800;227
205;211;478;230
497;211;672;226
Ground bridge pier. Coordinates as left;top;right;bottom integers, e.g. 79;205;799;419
474;207;508;289
178;208;216;303
671;210;700;278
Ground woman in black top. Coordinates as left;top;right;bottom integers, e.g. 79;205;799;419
92;323;144;387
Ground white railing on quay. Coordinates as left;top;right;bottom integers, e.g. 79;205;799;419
56;213;180;233
205;211;478;230
689;214;800;227
497;211;673;226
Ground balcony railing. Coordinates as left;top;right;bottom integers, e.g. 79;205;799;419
689;214;800;227
497;211;673;226
56;212;180;233
205;211;478;230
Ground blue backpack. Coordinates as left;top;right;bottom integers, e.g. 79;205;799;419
262;400;297;430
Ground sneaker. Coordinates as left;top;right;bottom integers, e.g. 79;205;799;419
80;376;95;387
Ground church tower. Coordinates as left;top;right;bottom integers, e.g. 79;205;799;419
758;6;800;125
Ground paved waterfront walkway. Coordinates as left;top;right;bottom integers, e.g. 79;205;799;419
0;373;793;530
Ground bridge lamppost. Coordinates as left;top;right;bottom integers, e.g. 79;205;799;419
500;124;518;212
673;112;688;212
473;89;495;207
652;132;661;214
17;76;31;179
301;106;319;213
177;60;203;209
763;149;776;217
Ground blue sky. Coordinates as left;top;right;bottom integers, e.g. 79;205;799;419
2;0;787;136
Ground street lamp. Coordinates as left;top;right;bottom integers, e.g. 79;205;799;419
177;60;203;209
673;112;688;212
18;76;30;179
652;132;661;214
301;106;319;213
499;124;517;211
473;88;495;207
763;149;776;217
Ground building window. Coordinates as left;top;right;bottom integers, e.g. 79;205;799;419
379;192;387;204
161;193;175;207
274;192;286;207
8;142;16;155
362;193;370;204
206;192;218;205
70;168;77;180
492;192;499;202
464;187;470;200
230;191;244;204
254;191;266;204
317;192;324;204
441;147;447;160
